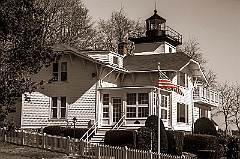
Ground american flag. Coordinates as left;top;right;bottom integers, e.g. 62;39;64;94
158;71;184;96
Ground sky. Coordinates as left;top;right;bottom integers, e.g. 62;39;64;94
82;0;240;84
81;0;240;129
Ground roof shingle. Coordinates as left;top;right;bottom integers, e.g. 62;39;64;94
123;52;191;71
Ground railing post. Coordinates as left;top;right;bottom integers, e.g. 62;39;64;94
42;133;46;149
124;146;128;159
66;136;71;155
95;144;100;159
79;140;84;156
148;150;153;159
21;130;24;145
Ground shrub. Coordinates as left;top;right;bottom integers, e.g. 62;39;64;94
104;130;137;148
197;150;216;158
43;126;62;136
137;127;155;151
145;115;168;153
63;128;88;139
166;130;184;155
183;134;218;155
194;117;217;136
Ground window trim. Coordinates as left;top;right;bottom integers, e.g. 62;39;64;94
177;103;189;123
102;94;110;119
178;72;188;88
161;95;169;120
52;62;68;82
50;96;67;119
126;93;149;118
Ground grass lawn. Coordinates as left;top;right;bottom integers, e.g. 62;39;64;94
0;140;68;159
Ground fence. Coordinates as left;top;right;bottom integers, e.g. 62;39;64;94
0;129;196;159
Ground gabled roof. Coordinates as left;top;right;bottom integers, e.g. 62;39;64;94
123;52;191;71
51;44;128;73
123;52;206;82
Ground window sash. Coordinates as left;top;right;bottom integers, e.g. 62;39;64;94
103;107;109;118
126;93;149;118
127;93;136;105
53;63;58;81
138;107;149;118
138;93;148;105
126;107;136;118
103;94;109;105
177;103;188;123
61;62;67;81
51;97;67;119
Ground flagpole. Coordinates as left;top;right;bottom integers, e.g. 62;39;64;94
158;62;161;154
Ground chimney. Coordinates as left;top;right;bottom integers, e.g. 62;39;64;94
118;42;128;56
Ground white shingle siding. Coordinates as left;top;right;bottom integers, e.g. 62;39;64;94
171;75;194;131
21;54;98;128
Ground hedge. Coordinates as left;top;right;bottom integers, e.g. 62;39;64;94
183;134;218;155
43;126;88;139
194;117;217;136
137;127;155;151
166;130;184;156
104;130;137;149
43;126;62;136
145;115;168;153
63;128;88;139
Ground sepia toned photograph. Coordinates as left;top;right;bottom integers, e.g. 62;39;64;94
1;0;240;158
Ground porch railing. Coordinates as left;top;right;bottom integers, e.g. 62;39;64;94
80;120;99;142
0;129;197;159
112;114;125;130
193;85;219;107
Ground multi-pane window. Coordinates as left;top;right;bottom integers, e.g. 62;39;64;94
102;94;109;118
161;95;169;119
103;107;109;118
177;103;188;123
127;93;136;105
126;93;149;118
52;62;67;81
51;97;67;119
127;107;136;117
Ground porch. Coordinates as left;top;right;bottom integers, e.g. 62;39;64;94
193;85;219;107
97;87;170;128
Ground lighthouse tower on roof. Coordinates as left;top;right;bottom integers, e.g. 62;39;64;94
129;10;182;55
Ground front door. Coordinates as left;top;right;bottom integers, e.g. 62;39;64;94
112;98;122;123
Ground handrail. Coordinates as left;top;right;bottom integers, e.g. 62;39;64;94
100;115;125;143
112;114;125;130
80;120;99;142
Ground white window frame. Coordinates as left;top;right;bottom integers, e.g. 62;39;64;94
102;94;110;119
50;97;67;119
161;95;169;120
178;72;188;88
177;103;188;123
126;93;149;118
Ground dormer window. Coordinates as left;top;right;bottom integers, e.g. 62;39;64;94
52;62;68;82
113;56;118;65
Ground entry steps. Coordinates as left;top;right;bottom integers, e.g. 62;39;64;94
89;126;126;144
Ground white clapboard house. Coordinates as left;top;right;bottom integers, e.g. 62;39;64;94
11;10;219;143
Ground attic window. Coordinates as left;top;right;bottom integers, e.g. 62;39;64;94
113;56;118;65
